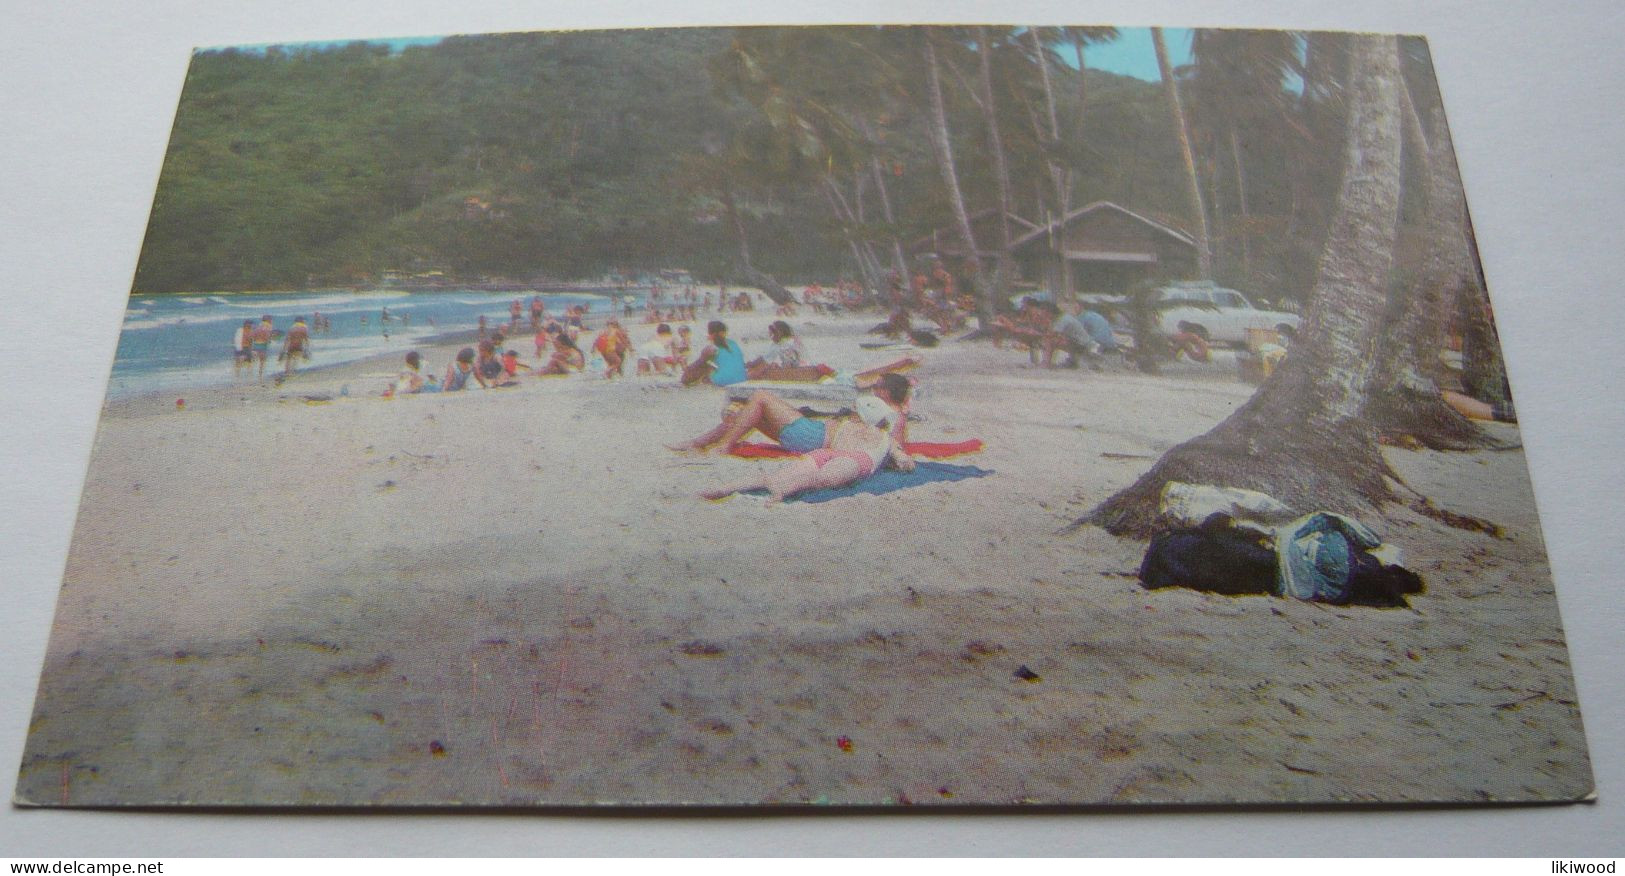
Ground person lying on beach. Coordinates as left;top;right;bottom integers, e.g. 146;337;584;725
1441;389;1517;424
680;320;748;387
668;372;914;455
699;395;914;504
443;347;478;391
540;331;586;375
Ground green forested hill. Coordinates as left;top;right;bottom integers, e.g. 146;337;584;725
130;27;1348;296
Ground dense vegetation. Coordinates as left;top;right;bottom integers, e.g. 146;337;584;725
132;27;1444;304
131;28;1204;293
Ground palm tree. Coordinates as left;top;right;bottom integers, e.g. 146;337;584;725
1152;27;1213;281
1084;34;1429;537
1186;29;1302;284
921;28;994;328
975;26;1019;314
1023;26;1117;297
1365;100;1494;450
711;28;893;298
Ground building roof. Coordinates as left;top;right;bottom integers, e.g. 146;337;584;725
1011;201;1197;251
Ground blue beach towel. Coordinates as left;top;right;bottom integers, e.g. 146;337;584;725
748;461;995;504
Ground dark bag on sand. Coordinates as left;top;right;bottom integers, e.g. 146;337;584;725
1139;513;1426;608
1139;514;1277;596
1343;548;1425;608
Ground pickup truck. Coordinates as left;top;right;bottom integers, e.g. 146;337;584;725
1153;282;1300;345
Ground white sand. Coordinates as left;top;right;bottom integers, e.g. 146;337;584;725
15;312;1591;806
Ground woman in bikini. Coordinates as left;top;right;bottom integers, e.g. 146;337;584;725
667;372;913;455
700;395;914;504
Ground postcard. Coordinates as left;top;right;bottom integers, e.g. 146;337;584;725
14;25;1593;807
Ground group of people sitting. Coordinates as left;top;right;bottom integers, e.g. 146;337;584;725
992;297;1121;369
387;316;828;396
387;341;534;394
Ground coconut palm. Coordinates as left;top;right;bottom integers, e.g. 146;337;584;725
1186;28;1303;284
921;28;995;328
1084;34;1433;537
1152;27;1213;281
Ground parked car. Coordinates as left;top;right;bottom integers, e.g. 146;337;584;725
1153;282;1300;345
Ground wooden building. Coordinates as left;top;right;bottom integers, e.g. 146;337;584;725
1011;201;1199;296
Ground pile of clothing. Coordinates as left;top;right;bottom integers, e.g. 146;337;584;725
1138;482;1424;609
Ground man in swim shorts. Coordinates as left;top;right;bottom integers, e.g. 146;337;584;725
280;316;310;377
667;372;914;455
698;393;913;504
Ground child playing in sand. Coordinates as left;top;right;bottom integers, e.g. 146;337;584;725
443;347;477;391
474;341;513;388
699;395;914;504
593;319;632;378
390;351;439;395
501;349;532;381
540;332;586;375
637;324;677;376
672;325;693;368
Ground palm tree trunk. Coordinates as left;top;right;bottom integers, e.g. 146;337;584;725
1071;30;1090;144
1153;27;1213;280
922;30;992;328
821;177;884;294
1029;28;1075;298
1085;34;1430;537
855;117;911;282
1366;103;1493;450
870;156;910;279
1229;124;1252;282
722;182;793;305
976;27;1017;312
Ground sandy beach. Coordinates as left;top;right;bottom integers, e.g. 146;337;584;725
14;310;1591;807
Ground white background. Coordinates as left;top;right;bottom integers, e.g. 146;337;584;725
2;0;1621;857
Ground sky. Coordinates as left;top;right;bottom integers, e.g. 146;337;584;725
1078;28;1192;81
198;35;445;54
199;28;1191;81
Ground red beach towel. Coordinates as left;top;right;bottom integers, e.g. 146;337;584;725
729;438;984;460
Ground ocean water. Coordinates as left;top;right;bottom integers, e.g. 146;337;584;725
107;288;640;399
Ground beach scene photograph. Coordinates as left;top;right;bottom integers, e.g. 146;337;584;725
12;24;1595;808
